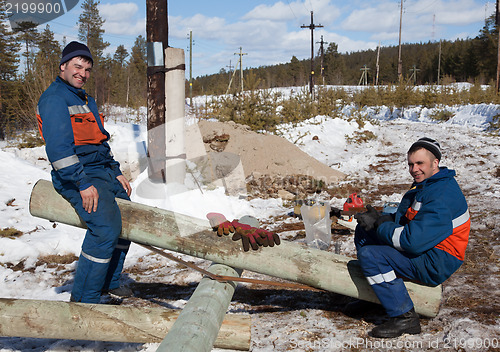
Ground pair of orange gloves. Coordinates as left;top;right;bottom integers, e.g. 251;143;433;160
206;212;281;252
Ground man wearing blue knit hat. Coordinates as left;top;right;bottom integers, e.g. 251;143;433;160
37;41;133;303
352;137;470;338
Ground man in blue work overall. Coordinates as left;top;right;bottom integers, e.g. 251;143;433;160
353;137;470;338
37;41;133;303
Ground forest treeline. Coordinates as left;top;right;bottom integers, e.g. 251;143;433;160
0;0;499;139
193;15;499;95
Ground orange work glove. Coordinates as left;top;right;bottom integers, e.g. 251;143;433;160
231;220;264;251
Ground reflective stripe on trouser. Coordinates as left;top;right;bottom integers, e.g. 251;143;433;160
354;225;416;317
54;167;130;303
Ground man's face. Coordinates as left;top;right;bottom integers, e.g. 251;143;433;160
59;57;92;89
408;148;439;183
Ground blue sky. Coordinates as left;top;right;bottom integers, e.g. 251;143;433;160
30;0;495;78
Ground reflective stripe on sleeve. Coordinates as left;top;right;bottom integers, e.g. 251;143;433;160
52;154;80;170
453;209;470;228
411;200;422;211
392;226;404;251
366;270;397;285
81;251;112;264
68;104;91;115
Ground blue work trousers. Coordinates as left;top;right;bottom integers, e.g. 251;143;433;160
354;226;419;317
54;167;131;303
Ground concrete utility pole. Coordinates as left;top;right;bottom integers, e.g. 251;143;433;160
189;30;193;106
146;0;168;183
301;11;323;96
397;0;404;83
316;35;328;85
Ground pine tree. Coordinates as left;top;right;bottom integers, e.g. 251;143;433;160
35;24;61;83
0;0;21;139
127;35;147;108
77;0;109;105
109;45;128;105
323;42;344;85
13;21;39;75
15;25;62;136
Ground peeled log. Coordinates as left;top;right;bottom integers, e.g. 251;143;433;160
157;264;243;352
0;298;250;350
29;180;442;317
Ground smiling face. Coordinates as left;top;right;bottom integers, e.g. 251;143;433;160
408;148;440;183
59;56;92;89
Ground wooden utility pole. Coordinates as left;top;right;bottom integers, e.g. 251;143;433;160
301;11;323;96
0;298;250;349
30;179;444;318
437;40;442;85
316;35;328;85
409;65;420;85
359;65;370;86
226;60;233;84
496;0;500;92
397;0;404;83
375;42;381;85
236;47;247;91
226;48;247;94
146;0;168;183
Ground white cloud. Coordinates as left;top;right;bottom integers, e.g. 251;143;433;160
243;0;341;25
99;2;138;22
97;2;145;37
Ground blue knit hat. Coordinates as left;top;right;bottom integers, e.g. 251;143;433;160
409;137;442;160
60;41;93;65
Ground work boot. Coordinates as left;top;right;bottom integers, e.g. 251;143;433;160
104;286;133;298
371;308;421;338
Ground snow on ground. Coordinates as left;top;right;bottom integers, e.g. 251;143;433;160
0;87;499;351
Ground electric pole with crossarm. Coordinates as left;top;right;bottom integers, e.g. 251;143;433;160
301;11;323;97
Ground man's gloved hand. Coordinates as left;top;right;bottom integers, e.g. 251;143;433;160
376;214;393;227
206;212;235;236
354;205;380;231
329;206;342;218
231;220;264;251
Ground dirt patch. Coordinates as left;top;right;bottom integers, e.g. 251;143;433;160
37;254;78;267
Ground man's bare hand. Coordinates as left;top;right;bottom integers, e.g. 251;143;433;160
80;186;99;213
116;175;132;197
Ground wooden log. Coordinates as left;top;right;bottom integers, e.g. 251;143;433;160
157;264;243;352
29;179;442;317
0;298;250;350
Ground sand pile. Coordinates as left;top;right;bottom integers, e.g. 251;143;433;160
185;120;345;197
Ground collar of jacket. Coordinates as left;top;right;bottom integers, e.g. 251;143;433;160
410;167;456;190
56;76;88;101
